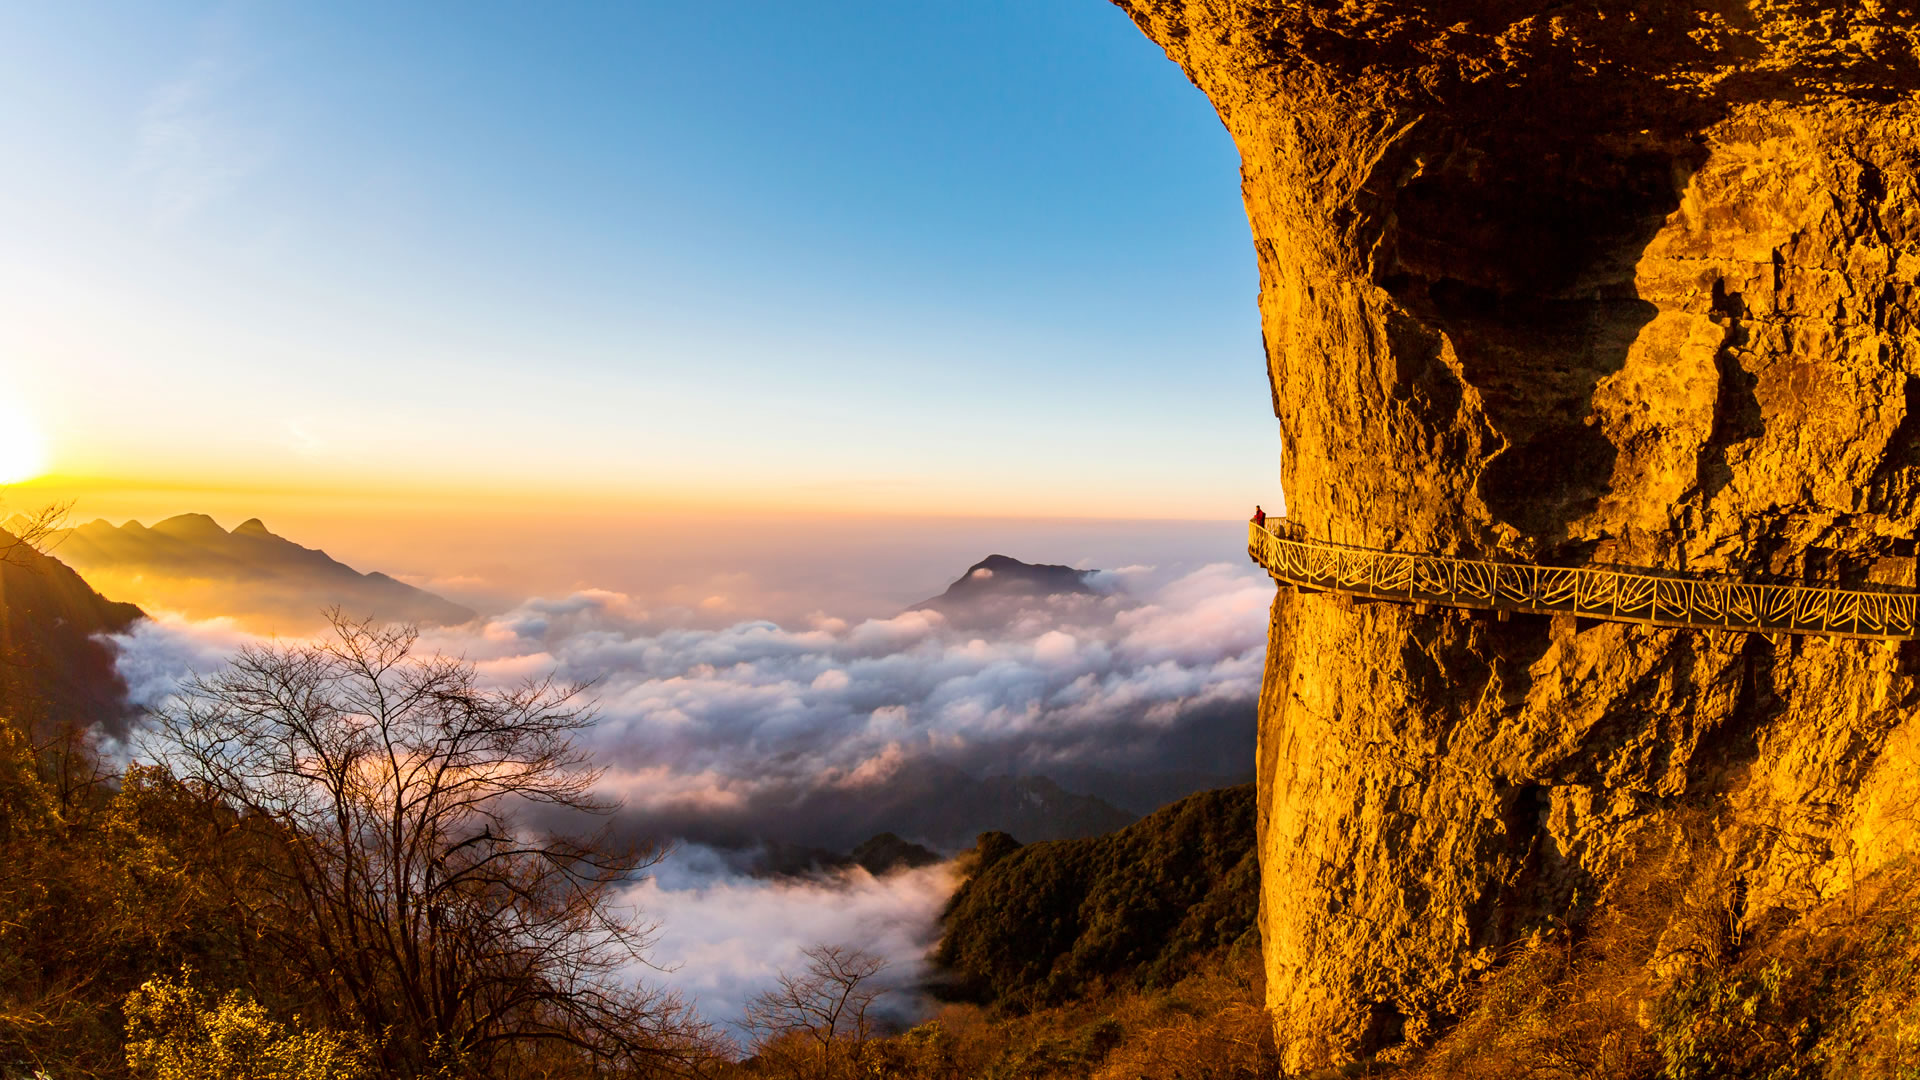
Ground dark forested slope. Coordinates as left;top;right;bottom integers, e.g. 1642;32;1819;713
0;528;144;740
934;783;1257;1009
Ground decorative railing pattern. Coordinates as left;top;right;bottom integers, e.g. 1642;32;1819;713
1248;521;1920;640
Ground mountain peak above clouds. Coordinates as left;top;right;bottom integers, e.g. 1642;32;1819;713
912;554;1100;627
954;554;1095;593
147;513;231;542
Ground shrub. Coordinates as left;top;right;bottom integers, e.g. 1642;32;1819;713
122;972;368;1080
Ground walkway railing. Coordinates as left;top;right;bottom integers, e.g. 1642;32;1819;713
1248;521;1920;640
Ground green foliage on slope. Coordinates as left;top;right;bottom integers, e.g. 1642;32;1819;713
0;728;246;1076
934;784;1258;1010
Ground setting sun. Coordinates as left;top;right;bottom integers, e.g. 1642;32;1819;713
0;401;49;485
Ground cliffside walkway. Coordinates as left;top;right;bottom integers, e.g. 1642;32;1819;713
1248;521;1920;640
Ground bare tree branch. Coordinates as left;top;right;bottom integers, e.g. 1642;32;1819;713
0;498;71;567
744;945;889;1080
147;610;724;1077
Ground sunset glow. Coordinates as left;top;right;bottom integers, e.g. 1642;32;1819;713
0;401;48;485
0;2;1281;527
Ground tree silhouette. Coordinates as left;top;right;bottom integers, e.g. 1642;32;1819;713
150;611;716;1076
743;945;888;1080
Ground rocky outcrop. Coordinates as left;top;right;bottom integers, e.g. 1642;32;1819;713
1111;0;1920;1067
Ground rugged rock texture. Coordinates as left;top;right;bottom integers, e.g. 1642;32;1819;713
1112;0;1920;1067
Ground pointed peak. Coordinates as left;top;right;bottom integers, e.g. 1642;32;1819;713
232;518;274;538
150;514;229;539
964;554;1090;580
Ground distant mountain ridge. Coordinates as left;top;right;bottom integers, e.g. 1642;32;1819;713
0;528;145;738
793;764;1137;853
39;514;474;631
636;756;1139;861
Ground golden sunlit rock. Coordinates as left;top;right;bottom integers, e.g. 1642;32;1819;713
1114;0;1920;1068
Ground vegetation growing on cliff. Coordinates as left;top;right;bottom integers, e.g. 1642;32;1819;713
0;730;242;1075
1385;820;1920;1080
922;789;1920;1079
859;945;1275;1080
724;933;1274;1080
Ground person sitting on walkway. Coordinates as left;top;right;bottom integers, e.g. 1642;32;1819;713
1252;505;1266;527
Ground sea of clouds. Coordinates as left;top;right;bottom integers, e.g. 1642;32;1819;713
110;559;1271;1031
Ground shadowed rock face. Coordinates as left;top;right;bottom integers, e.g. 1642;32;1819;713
0;530;144;741
1111;0;1920;1066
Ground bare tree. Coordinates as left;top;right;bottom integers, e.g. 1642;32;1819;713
743;945;888;1080
149;611;717;1077
0;498;69;567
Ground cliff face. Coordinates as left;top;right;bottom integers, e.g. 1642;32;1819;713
1111;0;1920;1066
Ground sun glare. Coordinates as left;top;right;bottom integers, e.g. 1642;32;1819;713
0;402;49;485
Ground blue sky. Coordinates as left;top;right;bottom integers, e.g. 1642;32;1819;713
1;1;1273;519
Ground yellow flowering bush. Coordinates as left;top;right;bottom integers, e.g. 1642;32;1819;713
123;972;368;1080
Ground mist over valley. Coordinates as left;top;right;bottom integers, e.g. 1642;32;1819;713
84;517;1265;1031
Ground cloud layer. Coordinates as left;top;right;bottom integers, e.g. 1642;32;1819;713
111;559;1270;1029
117;562;1268;848
635;847;957;1041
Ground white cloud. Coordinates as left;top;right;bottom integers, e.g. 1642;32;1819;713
1032;629;1078;664
111;561;1270;1034
117;563;1269;837
636;850;956;1038
112;611;299;708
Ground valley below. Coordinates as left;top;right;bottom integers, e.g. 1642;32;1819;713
1;508;1272;1075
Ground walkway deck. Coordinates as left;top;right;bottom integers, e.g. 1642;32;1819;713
1248;521;1920;640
